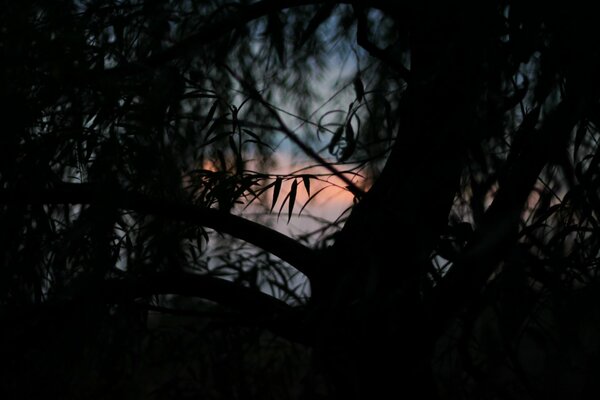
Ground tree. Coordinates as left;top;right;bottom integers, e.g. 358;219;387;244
2;1;600;398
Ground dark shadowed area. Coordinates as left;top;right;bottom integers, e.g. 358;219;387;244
3;1;600;399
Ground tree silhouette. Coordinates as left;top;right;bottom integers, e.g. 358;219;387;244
2;1;600;399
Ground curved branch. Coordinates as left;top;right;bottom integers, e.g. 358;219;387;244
0;272;311;345
431;97;585;336
102;272;310;344
0;183;318;279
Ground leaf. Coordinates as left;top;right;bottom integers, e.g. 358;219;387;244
200;101;219;132
302;175;311;196
288;179;298;223
328;125;344;154
205;114;229;140
271;177;282;212
243;179;274;210
353;73;364;102
242;128;274;150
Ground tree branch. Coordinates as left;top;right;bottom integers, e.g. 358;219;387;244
0;271;311;345
431;97;585;336
223;65;364;197
0;183;318;279
102;271;310;344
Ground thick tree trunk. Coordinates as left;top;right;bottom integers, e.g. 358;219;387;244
310;4;493;398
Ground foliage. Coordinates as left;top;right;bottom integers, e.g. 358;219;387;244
3;1;600;399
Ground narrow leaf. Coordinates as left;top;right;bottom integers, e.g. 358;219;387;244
288;179;298;223
205;114;229;140
328;125;344;154
302;175;311;196
242;129;274;150
271;177;282;212
243;180;275;210
200;101;219;132
278;191;291;220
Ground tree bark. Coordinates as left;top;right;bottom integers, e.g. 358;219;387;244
311;4;494;398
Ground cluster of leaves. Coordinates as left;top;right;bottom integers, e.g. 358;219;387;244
0;0;404;397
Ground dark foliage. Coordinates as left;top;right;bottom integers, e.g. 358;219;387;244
2;1;600;399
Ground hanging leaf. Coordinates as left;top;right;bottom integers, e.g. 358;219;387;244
200;100;219;132
328;125;344;154
204;113;229;141
242;180;268;209
302;175;311;196
271;177;282;212
353;73;365;102
288;179;298;223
